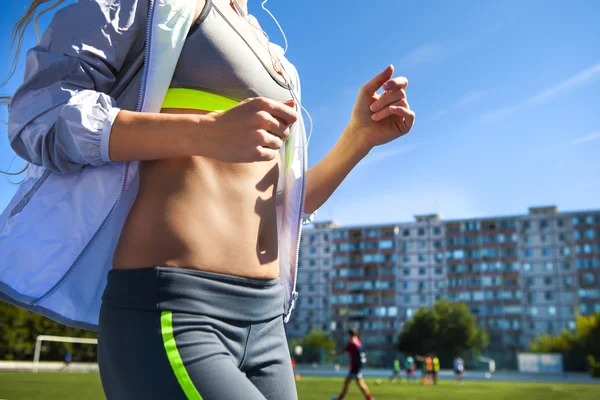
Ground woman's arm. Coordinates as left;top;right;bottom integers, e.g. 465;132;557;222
304;128;370;215
8;0;295;172
304;65;415;214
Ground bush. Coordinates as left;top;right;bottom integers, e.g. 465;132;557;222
589;356;600;379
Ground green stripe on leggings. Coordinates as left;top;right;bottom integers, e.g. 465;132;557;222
161;311;203;400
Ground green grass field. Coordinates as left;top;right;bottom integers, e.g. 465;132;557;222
0;372;599;400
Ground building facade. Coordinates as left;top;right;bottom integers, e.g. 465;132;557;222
288;206;600;367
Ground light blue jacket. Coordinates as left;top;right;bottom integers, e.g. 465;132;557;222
0;0;312;330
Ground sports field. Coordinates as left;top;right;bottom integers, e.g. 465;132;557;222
0;373;599;400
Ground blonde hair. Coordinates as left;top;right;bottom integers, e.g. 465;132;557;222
1;1;67;176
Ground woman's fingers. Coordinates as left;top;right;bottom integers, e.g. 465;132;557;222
383;76;408;91
371;98;410;121
360;65;395;96
257;129;284;150
370;89;407;112
390;107;416;133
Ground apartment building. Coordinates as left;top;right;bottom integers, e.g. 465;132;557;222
288;206;600;367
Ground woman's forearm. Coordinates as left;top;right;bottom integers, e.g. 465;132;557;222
108;110;210;162
304;128;371;214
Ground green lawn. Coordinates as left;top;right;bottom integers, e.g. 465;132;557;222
0;372;599;400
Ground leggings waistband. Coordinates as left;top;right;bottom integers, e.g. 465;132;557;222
102;267;284;322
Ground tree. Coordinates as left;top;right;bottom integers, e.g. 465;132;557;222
396;300;489;367
530;311;600;371
0;302;97;361
289;329;336;364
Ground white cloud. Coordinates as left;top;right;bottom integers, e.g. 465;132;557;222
361;145;416;166
534;130;600;154
570;131;600;146
430;89;490;120
398;44;446;69
479;62;600;122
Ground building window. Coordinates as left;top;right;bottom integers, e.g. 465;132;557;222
418;228;425;236
527;278;534;287
548;306;556;316
564;276;573;287
545;291;553;301
527;292;536;302
433;227;442;235
403;269;410;277
309;247;317;254
562;262;571;271
418;268;426;276
403;255;411;263
419;295;427;304
544;277;553;286
434;267;442;275
403;282;410;290
524;249;534;258
418;241;426;249
403;229;410;237
310;260;317;267
543;248;552;257
545;262;553;271
404;295;411;304
418;282;426;291
523;263;532;272
379;240;394;250
541;234;549;242
582;273;596;284
418;255;426;263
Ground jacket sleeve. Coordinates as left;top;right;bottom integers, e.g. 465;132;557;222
8;0;147;173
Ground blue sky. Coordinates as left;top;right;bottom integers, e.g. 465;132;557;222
1;0;599;226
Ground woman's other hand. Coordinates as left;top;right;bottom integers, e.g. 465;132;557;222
347;65;415;151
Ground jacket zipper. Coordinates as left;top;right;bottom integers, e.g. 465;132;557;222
284;112;308;323
34;0;156;306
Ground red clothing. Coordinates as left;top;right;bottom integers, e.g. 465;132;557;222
345;338;362;370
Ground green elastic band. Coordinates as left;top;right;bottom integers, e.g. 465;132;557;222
161;311;203;400
163;88;239;112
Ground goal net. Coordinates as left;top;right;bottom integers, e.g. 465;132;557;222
33;335;98;372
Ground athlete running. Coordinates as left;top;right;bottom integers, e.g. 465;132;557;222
331;329;375;400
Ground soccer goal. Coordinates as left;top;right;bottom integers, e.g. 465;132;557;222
33;335;98;373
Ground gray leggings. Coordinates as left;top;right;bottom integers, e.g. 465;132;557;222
98;268;297;400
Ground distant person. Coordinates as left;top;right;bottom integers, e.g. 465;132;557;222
454;356;465;385
405;354;416;383
416;355;433;385
432;355;440;385
291;356;300;381
62;352;72;371
331;328;375;400
389;359;402;383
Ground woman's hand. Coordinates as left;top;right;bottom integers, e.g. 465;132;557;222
202;97;297;162
346;65;415;151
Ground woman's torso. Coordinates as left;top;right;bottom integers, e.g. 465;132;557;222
113;0;293;278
